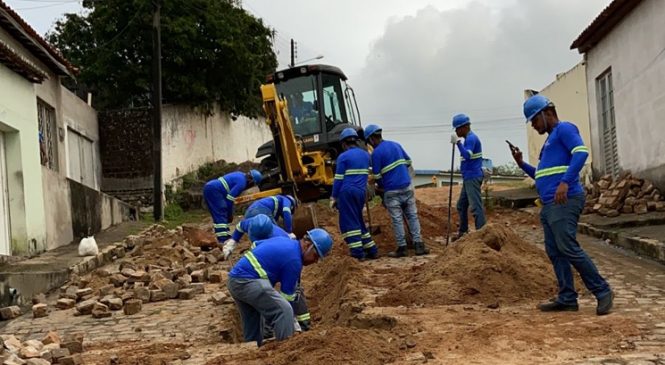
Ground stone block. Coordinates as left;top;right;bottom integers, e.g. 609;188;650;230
32;303;48;318
42;331;61;345
58;354;83;365
56;298;76;310
50;347;71;361
152;279;179;299
149;290;167;302
107;298;123;311
26;359;50;365
208;272;223;283
123;299;142;315
635;201;649;215
133;287;151;303
75;288;93;300
75;299;96;315
92;302;111;318
109;273;127;287
178;289;195;300
210;292;228;305
0;305;21;320
190;283;205;295
191;269;208;283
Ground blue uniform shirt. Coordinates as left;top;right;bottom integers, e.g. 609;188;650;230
456;131;484;180
520;122;589;204
332;147;370;198
371;140;412;192
231;196;294;241
229;236;303;303
218;171;248;204
251;224;289;249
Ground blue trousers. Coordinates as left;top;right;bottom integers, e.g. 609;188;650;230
540;195;611;305
338;186;377;259
457;177;486;234
203;179;233;243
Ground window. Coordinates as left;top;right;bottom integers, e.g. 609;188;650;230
321;73;350;131
275;74;321;136
596;69;619;177
37;99;58;171
67;128;97;189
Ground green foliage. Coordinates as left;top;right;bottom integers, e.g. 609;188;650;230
48;0;277;116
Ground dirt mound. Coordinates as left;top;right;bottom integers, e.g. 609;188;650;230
377;224;556;306
82;341;190;364
205;327;399;365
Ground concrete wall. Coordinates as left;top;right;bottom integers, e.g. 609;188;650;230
62;87;100;190
526;62;592;166
0;64;47;255
162;104;271;183
585;0;665;188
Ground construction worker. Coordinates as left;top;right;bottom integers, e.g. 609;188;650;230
364;124;429;257
224;194;297;257
331;128;378;260
247;214;312;332
227;228;333;346
202;169;262;246
450;114;487;240
512;94;613;315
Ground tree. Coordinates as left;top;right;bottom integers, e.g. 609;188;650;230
48;0;277;116
493;162;524;176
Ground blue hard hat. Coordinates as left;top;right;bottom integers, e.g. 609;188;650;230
340;128;358;141
523;94;553;122
248;214;273;242
285;194;297;208
452;114;470;129
250;169;262;185
363;124;382;141
307;228;333;260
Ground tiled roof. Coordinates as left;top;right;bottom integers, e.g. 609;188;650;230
571;0;643;53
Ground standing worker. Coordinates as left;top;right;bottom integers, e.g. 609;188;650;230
364;124;429;257
202;169;262;246
227;228;333;346
450;114;487;240
331;128;378;260
512;94;613;315
224;194;298;257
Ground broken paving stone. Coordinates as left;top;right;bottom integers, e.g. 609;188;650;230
149;290;167;302
3;354;26;365
62;339;83;354
24;340;44;352
2;335;22;352
178;289;196;300
109;274;127;287
107;298;123;311
19;346;41;359
123;299;142;315
32;303;48;318
26;359;50;365
92;302;112;319
151;279;179;299
190;283;205;295
56;298;76;310
404;352;427;363
133;287;151;303
50;347;71;360
190;269;208;283
75;299;96;315
175;275;192;289
75;288;93;300
58;354;83;365
0;305;21;320
42;331;61;345
208;272;223;283
61;286;78;300
31;293;47;305
210;292;228;305
98;284;115;296
210;248;223;260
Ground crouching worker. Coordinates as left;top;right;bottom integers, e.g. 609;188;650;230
227;227;333;346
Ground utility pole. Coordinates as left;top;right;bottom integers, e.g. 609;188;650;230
290;38;295;67
152;0;163;221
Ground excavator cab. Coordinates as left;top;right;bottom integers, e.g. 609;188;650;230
255;64;363;180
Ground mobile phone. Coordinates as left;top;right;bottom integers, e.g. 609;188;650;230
505;140;518;152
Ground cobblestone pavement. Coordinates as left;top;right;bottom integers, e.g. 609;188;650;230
2;214;665;364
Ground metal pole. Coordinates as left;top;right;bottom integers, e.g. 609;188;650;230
152;0;163;221
446;143;455;245
290;39;295;68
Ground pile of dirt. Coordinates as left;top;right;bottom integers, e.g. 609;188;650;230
205;327;399;365
377;224;557;306
82;341;190;364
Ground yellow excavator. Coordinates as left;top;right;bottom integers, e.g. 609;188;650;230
235;64;370;236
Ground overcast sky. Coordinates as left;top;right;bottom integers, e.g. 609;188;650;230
7;0;611;169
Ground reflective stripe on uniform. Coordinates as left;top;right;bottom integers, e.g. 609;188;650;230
373;173;382;179
341;230;362;239
235;223;244;232
380;159;408;175
347;241;363;249
216;231;230;237
218;177;230;192
244;252;268;279
571;146;589;154
363;241;376;249
213;223;229;228
250;241;257;249
361;232;371;239
535;165;569;179
470;152;483;159
296;313;311;322
271;196;279;217
226;194;236;202
345;168;369;175
334;174;344;180
280;291;296;302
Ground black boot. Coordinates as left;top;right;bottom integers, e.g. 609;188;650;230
387;246;407;258
414;242;430;256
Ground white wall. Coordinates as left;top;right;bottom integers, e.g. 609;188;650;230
161;104;272;183
585;0;665;186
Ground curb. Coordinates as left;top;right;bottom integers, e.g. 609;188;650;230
578;223;665;264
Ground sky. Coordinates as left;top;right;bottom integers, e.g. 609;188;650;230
5;0;612;170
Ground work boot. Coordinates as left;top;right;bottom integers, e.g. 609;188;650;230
365;250;379;260
537;301;579;312
387;246;407;258
414;242;430;256
596;290;614;316
451;232;466;242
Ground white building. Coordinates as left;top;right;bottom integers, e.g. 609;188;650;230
571;0;665;188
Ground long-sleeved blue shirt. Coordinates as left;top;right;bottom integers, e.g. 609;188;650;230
371;140;412;192
231;196;294;241
519;122;588;204
229;236;302;303
251;224;289;249
218;171;248;204
456;131;484;180
332;147;370;198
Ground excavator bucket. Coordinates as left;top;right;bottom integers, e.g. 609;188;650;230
292;203;318;238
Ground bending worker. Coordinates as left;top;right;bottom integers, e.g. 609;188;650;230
227;227;333;346
224;194;297;258
203;169;262;246
330;128;378;260
512;94;613;315
364;124;429;257
450;113;487;240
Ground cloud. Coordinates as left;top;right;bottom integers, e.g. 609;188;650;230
352;0;610;168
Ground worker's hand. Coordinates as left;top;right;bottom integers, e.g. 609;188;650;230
510;145;523;167
450;133;460;145
293;318;302;333
554;182;569;205
329;198;337;210
288;232;297;240
222;239;237;260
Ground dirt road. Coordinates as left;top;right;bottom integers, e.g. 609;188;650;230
2;186;664;364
